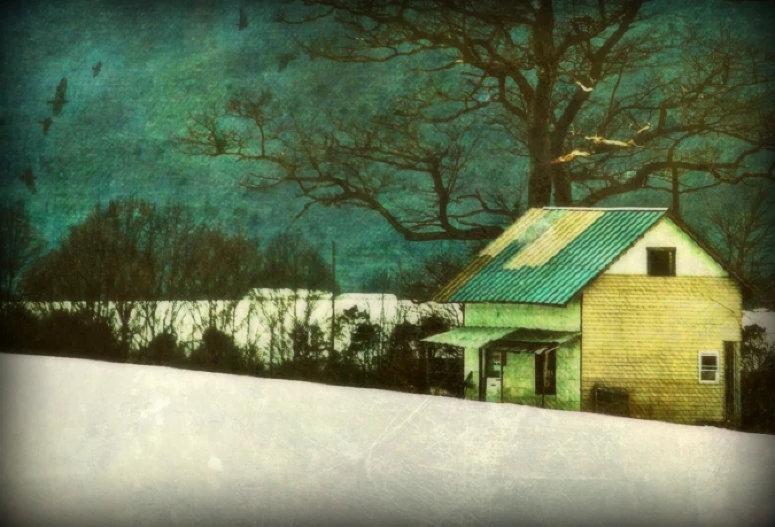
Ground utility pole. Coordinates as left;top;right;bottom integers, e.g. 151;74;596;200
330;240;336;355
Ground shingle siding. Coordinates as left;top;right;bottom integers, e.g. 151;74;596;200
581;275;742;424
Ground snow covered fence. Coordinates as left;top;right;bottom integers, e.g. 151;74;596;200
16;290;463;360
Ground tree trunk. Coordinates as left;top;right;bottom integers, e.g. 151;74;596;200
671;166;681;219
527;2;557;210
551;164;573;205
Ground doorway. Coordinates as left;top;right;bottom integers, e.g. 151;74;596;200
724;341;737;425
479;348;503;402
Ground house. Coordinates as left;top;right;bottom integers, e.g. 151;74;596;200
425;207;747;427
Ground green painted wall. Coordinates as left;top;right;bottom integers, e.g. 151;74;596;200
501;339;581;410
462;338;581;410
465;301;581;331
463;346;480;401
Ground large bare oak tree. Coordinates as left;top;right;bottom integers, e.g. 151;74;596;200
177;0;775;242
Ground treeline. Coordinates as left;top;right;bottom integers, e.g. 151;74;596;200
7;198;332;303
0;198;463;395
0;301;463;396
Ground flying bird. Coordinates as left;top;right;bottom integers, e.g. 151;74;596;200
19;168;37;194
92;61;102;77
585;136;641;149
574;79;594;92
551;150;591;164
636;122;651;135
46;77;68;116
237;8;248;30
39;117;53;135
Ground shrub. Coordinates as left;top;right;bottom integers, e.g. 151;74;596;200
143;332;187;367
190;327;244;373
38;309;123;362
0;303;42;353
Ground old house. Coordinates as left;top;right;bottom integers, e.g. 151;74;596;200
426;207;746;427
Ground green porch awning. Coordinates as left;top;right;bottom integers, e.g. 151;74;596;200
421;327;517;349
422;326;580;351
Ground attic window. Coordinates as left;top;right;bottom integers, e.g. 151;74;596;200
699;351;719;384
647;248;676;276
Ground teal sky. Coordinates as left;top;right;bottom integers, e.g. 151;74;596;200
1;0;774;290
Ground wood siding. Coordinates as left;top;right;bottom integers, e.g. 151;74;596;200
581;275;742;424
606;217;726;277
465;301;580;331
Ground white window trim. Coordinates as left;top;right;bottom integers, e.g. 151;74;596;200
698;351;720;384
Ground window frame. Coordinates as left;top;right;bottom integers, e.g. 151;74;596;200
535;350;557;395
647;247;676;277
698;351;720;384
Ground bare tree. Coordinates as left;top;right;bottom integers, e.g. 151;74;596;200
0;201;44;301
701;182;775;302
175;0;774;242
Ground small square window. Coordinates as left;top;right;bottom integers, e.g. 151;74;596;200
699;351;719;383
648;248;676;276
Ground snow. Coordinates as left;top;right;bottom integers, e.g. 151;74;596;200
744;310;775;344
2;353;774;527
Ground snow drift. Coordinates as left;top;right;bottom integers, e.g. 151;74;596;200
1;353;774;527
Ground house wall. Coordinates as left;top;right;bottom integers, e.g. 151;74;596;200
465;301;581;330
463;346;480;401
500;339;581;410
462;302;581;404
581;275;742;424
606;218;726;277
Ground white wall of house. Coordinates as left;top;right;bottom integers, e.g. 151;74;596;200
605;218;726;277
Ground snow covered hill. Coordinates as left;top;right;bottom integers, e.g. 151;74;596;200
1;353;774;527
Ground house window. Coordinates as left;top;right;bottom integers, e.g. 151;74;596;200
647;248;676;276
699;351;719;383
535;350;557;395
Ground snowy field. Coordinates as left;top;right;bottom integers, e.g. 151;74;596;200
1;353;774;527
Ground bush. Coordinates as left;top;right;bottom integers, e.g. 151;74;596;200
141;332;187;367
742;370;775;434
0;303;42;352
38;310;123;362
190;327;244;373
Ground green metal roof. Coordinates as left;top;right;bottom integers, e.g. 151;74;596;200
435;207;667;305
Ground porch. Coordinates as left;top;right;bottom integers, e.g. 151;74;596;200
424;327;581;410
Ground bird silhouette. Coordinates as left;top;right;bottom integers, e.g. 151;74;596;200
19;168;37;194
46;78;68;116
39;117;53;135
92;61;102;77
237;8;248;30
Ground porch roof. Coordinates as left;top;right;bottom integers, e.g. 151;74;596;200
422;326;579;351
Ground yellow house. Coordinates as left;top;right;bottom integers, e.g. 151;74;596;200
427;207;746;427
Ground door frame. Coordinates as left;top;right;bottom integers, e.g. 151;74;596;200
723;341;739;427
479;347;504;403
